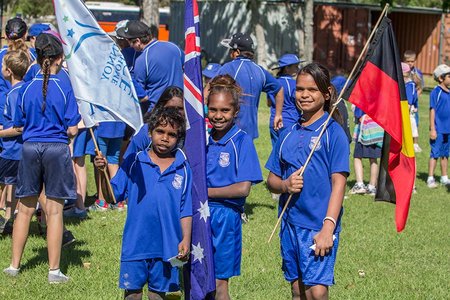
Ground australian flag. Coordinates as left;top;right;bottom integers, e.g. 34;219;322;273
182;0;216;299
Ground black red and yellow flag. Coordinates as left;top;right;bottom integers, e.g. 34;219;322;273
343;17;415;232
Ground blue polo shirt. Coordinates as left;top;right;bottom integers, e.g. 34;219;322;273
24;64;71;84
97;121;126;139
265;112;350;232
14;74;81;143
122;47;141;73
405;81;418;108
112;148;193;262
430;86;450;134
268;75;300;129
123;123;151;160
207;125;263;212
1;81;25;160
133;40;184;108
217;57;281;139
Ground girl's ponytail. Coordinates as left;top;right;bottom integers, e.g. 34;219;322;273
41;58;51;112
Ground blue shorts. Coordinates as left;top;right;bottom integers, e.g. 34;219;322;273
97;137;122;164
280;221;339;286
16;142;77;200
210;203;242;279
430;134;450;158
119;259;179;293
0;157;19;185
72;128;94;158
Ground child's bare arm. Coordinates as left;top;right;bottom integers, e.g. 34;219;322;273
67;125;78;139
178;216;192;261
0;126;22;138
266;169;303;194
313;172;347;257
208;181;251;199
430;108;437;140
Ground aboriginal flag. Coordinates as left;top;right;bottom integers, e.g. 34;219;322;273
343;17;415;232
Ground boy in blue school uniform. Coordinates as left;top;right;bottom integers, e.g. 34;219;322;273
268;54;302;147
206;75;263;299
266;63;349;300
117;21;184;112
427;64;450;188
0;50;29;234
217;33;283;139
95;107;192;299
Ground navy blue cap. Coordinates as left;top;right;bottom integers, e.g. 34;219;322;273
28;23;51;37
202;63;221;79
220;33;254;52
272;54;303;70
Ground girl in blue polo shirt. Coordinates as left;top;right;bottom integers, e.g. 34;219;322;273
0;50;29;234
3;33;80;283
266;63;349;300
206;75;263;299
94;107;192;299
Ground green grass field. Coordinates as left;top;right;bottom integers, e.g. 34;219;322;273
1;91;449;299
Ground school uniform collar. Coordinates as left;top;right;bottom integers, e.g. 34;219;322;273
11;81;24;89
437;85;449;94
35;74;59;80
143;39;158;52
298;111;330;132
135;147;187;169
209;124;241;145
278;74;294;79
233;56;253;62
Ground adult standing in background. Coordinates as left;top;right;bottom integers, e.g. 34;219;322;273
217;33;284;139
117;21;184;113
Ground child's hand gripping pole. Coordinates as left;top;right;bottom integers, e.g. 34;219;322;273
268;2;391;244
267;109;337;243
89;128;117;204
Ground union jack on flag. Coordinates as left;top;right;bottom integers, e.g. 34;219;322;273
182;0;216;299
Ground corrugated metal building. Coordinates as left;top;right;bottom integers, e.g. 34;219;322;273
170;1;449;74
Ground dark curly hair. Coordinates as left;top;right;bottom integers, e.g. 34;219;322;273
147;106;186;149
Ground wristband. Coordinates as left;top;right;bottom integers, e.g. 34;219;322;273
323;216;336;227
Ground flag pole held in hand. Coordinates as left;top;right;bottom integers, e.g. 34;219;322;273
268;3;390;243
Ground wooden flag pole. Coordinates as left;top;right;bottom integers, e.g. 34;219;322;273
89;127;117;204
268;3;390;243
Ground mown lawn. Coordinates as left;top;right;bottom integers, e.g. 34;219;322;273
1;91;449;299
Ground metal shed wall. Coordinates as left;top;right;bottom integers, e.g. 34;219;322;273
170;1;303;68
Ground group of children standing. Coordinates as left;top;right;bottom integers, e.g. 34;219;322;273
0;15;446;300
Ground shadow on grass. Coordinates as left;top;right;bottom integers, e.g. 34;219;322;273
21;240;91;274
417;171;429;184
245;202;276;217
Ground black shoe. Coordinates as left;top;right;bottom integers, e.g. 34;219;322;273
62;230;75;247
2;219;14;235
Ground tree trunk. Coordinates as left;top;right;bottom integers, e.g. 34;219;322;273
303;0;314;62
289;1;305;60
141;0;159;28
248;0;267;68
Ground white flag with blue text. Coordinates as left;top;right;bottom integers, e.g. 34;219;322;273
53;0;143;131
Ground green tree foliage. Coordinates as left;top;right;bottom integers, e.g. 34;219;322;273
354;0;444;9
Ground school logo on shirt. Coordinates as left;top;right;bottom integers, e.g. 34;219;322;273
219;152;230;167
172;174;184;190
309;136;322;151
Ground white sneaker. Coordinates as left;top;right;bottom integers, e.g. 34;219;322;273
413;144;422;153
48;270;69;284
440;177;449;186
349;183;367;194
427;178;438;189
3;266;20;277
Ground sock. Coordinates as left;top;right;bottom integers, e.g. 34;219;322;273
8;265;20;271
356;181;364;185
367;184;376;190
49;269;61;275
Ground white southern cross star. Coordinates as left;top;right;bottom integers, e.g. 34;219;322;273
191;242;205;263
198;200;210;222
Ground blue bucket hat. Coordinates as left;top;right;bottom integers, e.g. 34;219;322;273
272;54;303;70
28;23;51;37
202;63;221;79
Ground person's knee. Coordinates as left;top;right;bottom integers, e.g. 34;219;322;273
124;289;143;300
307;285;328;300
45;199;64;217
